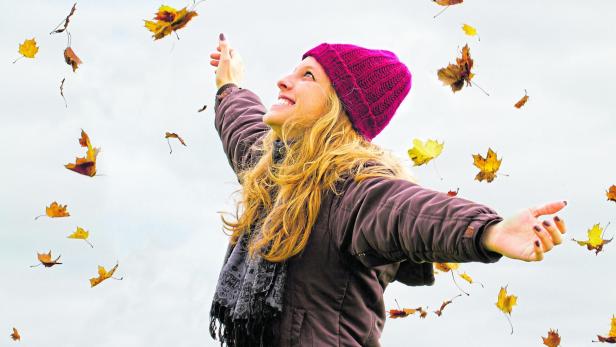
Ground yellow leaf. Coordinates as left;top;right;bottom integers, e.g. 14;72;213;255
459;272;473;283
18;38;39;58
472;148;502;183
609;315;616;337
462;24;477;36
496;286;517;315
434;262;459;272
407;138;444;166
67;226;89;239
572;223;613;255
46;201;70;218
144;5;198;40
89;262;121;287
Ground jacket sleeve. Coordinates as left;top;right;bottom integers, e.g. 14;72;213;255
331;175;504;267
214;84;270;178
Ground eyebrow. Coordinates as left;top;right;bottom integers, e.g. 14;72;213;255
293;64;319;74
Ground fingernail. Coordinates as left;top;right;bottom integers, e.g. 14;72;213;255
534;240;541;247
533;225;542;232
554;216;561;222
219;33;226;41
563;200;568;206
542;220;551;227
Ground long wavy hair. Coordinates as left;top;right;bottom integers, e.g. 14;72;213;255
220;86;416;262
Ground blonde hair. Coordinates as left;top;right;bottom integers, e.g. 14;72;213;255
220;87;416;262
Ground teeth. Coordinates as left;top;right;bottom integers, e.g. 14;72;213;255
276;98;292;106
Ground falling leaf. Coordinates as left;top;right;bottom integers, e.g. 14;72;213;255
496;286;517;334
35;201;70;220
50;3;77;34
606;185;616;203
572;223;613;255
514;89;529;109
65;129;100;177
30;250;62;268
10;327;20;341
432;0;463;18
458;272;484;287
542;329;561;347
438;44;485;94
197;104;208;112
165;132;187;154
13;38;39;63
434;262;459;272
388;307;421;319
144;5;198;40
434;294;462;317
462;24;479;40
64;47;82;72
407;138;444;166
60;77;67;107
472;148;502;183
594;315;616;343
447;188;459;197
90;262;123;287
67;226;94;248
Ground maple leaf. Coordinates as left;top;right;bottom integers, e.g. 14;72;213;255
434;262;459;272
594;315;616;343
438;44;474;93
34;201;70;220
65;129;100;177
144;5;198;40
515;90;530;109
30;250;62;268
572;223;613;255
10;327;20;341
472;148;502;183
434;294;462;317
388;307;420;319
67;226;94;248
607;185;616;203
542;329;561;347
432;0;463;17
50;3;77;34
462;24;480;41
459;272;484;287
13;38;39;63
407;138;444;166
64;47;82;72
496;286;517;334
447;188;459;197
90;262;123;287
165;132;187;154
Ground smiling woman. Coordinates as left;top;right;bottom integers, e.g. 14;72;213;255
207;33;567;347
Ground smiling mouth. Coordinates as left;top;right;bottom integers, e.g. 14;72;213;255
274;96;295;106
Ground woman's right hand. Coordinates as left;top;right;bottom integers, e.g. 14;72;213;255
210;33;245;89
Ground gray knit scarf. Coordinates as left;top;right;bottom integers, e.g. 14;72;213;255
209;139;289;347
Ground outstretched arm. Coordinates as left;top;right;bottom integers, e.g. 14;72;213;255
210;34;270;177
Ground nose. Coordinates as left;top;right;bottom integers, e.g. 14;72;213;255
277;75;293;91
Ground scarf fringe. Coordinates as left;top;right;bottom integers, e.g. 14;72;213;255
210;300;281;347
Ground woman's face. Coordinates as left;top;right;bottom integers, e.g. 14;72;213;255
263;56;333;137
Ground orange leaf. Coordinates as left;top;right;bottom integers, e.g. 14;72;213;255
33;250;62;268
433;0;463;5
542;329;561;347
65;129;99;177
514;90;529;109
438;44;474;93
434;294;462;317
434;262;459;272
46;201;70;218
165;132;186;146
89;262;122;288
447;188;459;197
472;148;502;183
10;327;20;341
388;307;419;319
64;47;82;72
144;5;198;40
607;185;616;203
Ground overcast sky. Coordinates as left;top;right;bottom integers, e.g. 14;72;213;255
1;1;615;346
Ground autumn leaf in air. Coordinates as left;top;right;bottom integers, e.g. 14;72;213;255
388;307;421;319
30;250;62;268
515;90;530;109
432;0;463;18
10;327;20;341
407;138;443;166
438;44;478;94
144;5;198;40
593;315;616;343
64;47;82;72
65;129;100;177
459;272;484;287
90;262;123;287
496;286;517;334
35;201;70;220
606;185;616;203
572;222;613;255
67;226;94;248
447;188;459;197
434;294;462;317
434;263;470;295
13;38;39;63
472;148;502;183
542;329;561;347
165;132;187;154
462;24;480;41
50;3;77;34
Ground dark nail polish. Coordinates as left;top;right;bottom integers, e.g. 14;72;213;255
563;200;568;206
219;33;226;41
533;225;542;232
542;220;551;227
534;240;541;247
554;216;561;222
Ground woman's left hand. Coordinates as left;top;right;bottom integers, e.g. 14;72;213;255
481;201;568;262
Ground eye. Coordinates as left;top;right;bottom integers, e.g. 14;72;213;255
303;71;315;80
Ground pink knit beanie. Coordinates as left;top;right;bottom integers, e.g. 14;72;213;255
302;43;412;141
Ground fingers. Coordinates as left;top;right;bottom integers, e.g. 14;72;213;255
533;240;544;261
210;60;219;67
554;215;566;234
218;33;231;60
533;225;554;252
541;220;563;245
530;201;567;218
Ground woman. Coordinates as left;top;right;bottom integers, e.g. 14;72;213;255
208;33;567;347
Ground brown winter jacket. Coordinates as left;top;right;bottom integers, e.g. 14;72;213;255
214;84;504;346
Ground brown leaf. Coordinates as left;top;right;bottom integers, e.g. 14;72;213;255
64;47;82;72
542;329;561;347
197;104;208;112
50;3;77;34
65;129;99;177
607;185;616;203
10;327;20;341
514;90;529;109
438;44;474;93
434;294;462;317
32;250;62;268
